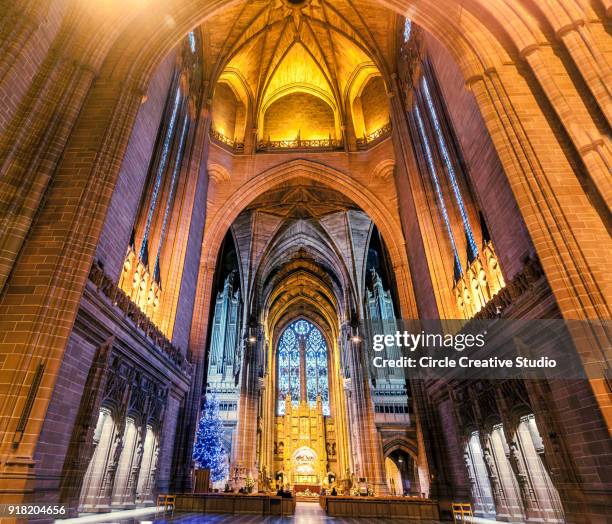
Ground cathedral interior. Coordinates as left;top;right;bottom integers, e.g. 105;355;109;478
0;0;610;522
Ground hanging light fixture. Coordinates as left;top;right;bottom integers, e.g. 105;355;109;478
349;313;362;344
246;320;257;344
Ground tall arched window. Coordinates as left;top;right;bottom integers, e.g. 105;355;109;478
414;102;463;280
421;76;478;261
277;319;330;416
403;19;412;42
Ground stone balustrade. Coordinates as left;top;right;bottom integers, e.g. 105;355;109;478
472;255;545;320
356;121;393;149
89;261;190;372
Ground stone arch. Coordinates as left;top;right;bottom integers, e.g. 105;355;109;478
344;63;381;110
262;91;338;142
202;159;414;305
383;438;418;460
185;159;419;429
211;80;247;142
352;75;389;138
191;160;417;373
207;163;231;183
1;0;611;492
371;159;395;181
252;214;356;317
267;279;340;346
382;438;421;496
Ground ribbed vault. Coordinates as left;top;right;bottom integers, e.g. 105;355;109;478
266;268;339;348
200;0;394;135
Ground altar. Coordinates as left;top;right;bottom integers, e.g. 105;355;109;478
271;321;343;496
294;484;321;494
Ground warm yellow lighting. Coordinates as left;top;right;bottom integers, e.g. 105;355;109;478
276;132;332;142
91;0;152;16
365;117;390;136
164;14;176;29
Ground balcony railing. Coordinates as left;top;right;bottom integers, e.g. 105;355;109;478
454;241;506;319
89;261;190;372
210;128;244;153
356;122;392;149
471;255;545;320
257;136;343;152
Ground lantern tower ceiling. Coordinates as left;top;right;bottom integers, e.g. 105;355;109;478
200;0;398;135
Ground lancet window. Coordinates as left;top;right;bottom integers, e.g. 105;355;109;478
118;32;201;330
407;52;506;317
404;19;412;42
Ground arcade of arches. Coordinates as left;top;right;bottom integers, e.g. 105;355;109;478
0;0;610;522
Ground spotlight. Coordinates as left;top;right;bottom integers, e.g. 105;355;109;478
248;335;257;344
351;335;362;344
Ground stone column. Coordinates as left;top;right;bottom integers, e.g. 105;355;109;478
259;337;276;481
59;338;114;514
231;327;260;487
126;425;146;507
345;327;388;495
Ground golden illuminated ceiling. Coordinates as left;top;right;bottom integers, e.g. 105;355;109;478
199;0;399;128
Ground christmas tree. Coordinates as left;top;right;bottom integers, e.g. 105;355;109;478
193;395;228;482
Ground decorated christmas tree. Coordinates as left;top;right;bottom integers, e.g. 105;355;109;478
193;395;228;482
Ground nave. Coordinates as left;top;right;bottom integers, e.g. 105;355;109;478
0;0;610;522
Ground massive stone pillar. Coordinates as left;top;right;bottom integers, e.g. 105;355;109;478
231;326;260;487
57;338;114;515
343;324;388;495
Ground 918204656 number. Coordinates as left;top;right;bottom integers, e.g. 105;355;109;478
0;504;68;516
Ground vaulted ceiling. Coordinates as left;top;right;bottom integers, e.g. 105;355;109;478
229;180;377;330
245;183;358;219
200;0;400;121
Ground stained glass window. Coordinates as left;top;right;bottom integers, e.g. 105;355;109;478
139;87;182;260
414;103;463;278
421;77;478;261
188;31;196;53
277;319;330;416
277;326;297;414
309;328;330;413
153;115;190;275
404;19;412;42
